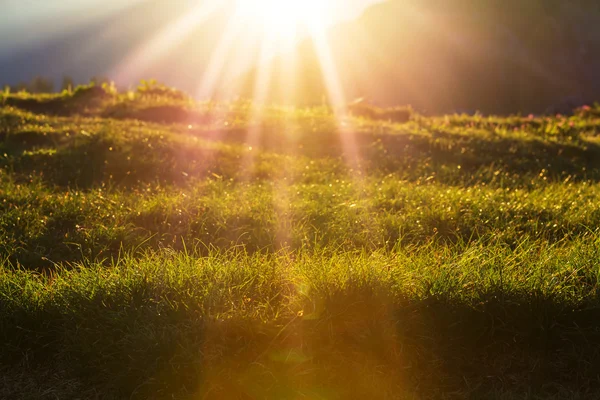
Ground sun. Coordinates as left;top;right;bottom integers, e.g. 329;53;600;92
235;0;330;41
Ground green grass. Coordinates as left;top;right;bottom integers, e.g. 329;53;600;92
2;87;600;399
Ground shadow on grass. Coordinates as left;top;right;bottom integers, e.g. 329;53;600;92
3;86;111;117
189;125;600;183
1;130;242;189
3;108;600;189
103;104;215;125
3;287;600;399
4;91;216;125
359;129;600;182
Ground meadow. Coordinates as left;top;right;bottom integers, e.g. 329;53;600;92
2;84;600;399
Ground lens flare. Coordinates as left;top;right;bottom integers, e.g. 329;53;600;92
235;0;330;41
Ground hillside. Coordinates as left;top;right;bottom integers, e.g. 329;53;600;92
2;87;600;398
233;0;600;114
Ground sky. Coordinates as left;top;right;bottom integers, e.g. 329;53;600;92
0;0;383;92
0;0;144;51
0;0;381;52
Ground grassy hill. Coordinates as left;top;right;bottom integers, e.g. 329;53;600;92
2;85;600;399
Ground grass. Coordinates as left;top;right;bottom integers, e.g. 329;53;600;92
2;85;600;398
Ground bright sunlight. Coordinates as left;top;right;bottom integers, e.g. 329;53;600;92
235;0;331;39
112;0;379;102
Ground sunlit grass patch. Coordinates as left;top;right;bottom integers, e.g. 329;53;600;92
3;90;600;398
2;241;600;398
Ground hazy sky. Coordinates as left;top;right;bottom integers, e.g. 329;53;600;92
0;0;380;22
0;0;145;51
0;0;382;51
0;0;384;89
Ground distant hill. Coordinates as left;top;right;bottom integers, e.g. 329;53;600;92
231;0;600;114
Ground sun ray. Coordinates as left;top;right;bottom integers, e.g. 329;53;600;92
196;12;248;100
114;0;221;84
234;0;328;44
308;25;362;170
238;33;279;182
